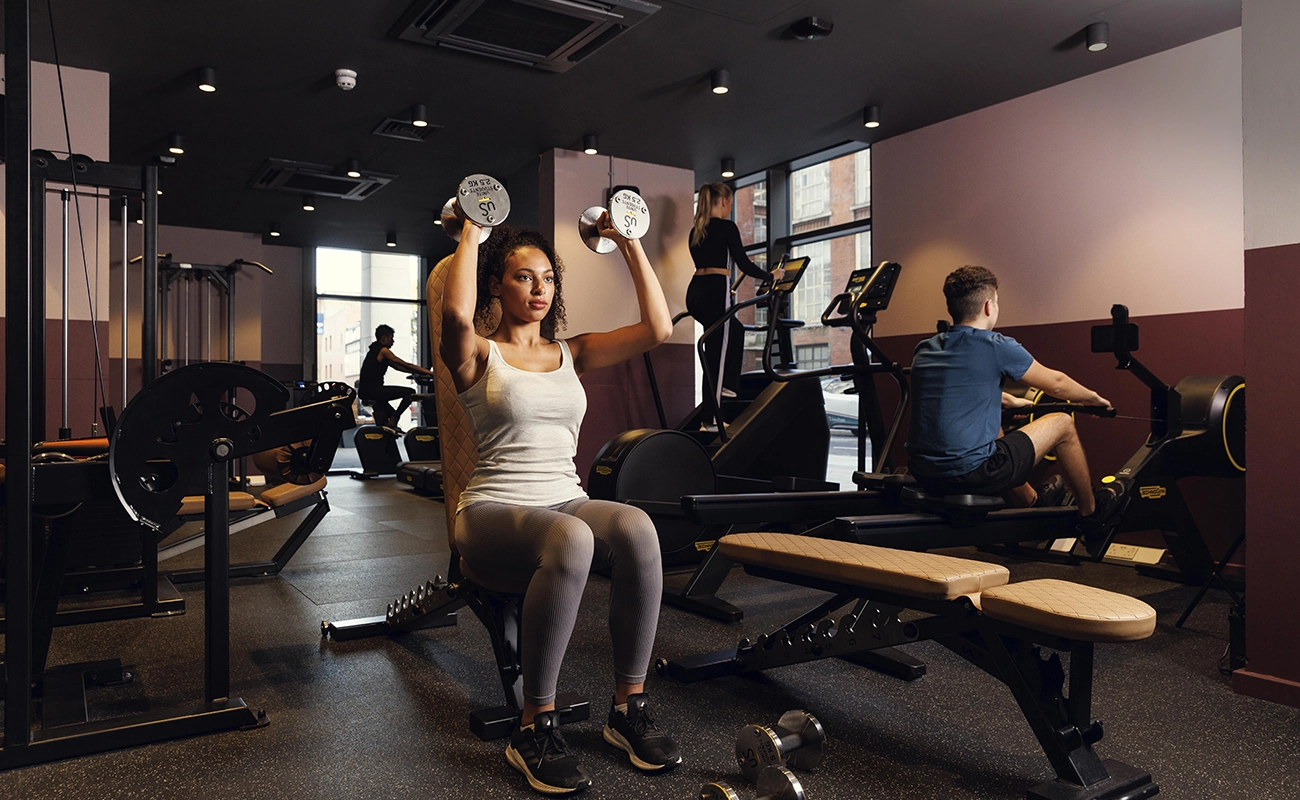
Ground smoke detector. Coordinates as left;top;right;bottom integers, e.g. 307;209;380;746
335;68;357;90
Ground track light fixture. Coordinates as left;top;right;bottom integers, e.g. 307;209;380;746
1086;22;1109;52
345;159;362;178
411;103;429;128
721;158;735;179
197;66;217;93
302;195;316;212
167;133;185;155
583;134;599;155
387;231;398;248
710;68;730;95
269;222;281;237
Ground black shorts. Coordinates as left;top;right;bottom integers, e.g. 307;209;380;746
915;430;1036;496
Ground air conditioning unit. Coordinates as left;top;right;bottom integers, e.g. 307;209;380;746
248;159;395;201
391;0;660;73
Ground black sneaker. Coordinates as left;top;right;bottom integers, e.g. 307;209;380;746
1075;484;1128;559
603;693;682;772
1031;474;1070;507
506;712;591;795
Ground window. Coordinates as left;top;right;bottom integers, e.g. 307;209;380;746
791;162;830;224
734;179;767;246
854;150;871;209
796;343;830;370
855;231;872;271
790;240;831;327
316;247;425;430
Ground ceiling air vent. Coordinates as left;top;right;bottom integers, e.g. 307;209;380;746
249;159;395;201
373;117;442;142
391;0;660;73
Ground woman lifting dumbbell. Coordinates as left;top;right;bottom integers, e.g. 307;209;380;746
688;182;772;401
437;176;679;795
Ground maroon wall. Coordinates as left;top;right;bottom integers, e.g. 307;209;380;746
874;307;1246;562
576;342;695;486
1234;241;1300;707
0;318;113;442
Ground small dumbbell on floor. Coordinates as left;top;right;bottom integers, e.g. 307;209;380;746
734;710;825;783
700;765;806;800
578;188;651;253
440;173;511;242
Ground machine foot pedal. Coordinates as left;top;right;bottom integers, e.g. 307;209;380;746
469;692;590;741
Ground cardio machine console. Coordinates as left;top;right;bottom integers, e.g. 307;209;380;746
768;255;812;295
851;261;902;313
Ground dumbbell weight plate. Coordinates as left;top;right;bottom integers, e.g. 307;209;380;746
609;188;650;240
699;783;741;800
775;710;825;772
735;724;785;783
755;766;805;800
578;206;618;254
441;198;492;243
459;173;511;227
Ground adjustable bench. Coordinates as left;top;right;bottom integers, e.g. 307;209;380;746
661;533;1158;800
159;477;330;582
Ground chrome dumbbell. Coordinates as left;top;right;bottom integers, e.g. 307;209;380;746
440;173;511;243
700;765;806;800
735;710;825;783
578;188;650;253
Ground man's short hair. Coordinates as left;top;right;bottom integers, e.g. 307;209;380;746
375;324;394;340
943;266;999;324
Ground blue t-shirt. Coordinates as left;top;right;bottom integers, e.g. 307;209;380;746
906;326;1034;478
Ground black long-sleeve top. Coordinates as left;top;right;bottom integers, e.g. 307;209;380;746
689;218;768;280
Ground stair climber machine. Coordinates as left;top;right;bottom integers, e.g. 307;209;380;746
592;260;912;622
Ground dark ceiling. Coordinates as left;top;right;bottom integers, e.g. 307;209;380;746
6;0;1240;258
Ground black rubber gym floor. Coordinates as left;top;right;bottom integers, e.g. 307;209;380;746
3;477;1297;799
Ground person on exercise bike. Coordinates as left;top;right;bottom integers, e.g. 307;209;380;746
357;324;434;432
906;266;1124;549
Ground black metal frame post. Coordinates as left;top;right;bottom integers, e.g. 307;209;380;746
5;0;36;751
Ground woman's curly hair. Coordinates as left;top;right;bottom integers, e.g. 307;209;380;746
474;225;568;340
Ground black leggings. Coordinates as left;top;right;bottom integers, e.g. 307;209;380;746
359;384;415;427
685;273;743;395
454;498;663;706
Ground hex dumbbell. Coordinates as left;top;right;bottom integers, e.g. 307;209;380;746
578;188;651;253
440;173;511;243
734;710;825;783
700;765;806;800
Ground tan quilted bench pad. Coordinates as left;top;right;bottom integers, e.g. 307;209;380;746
980;579;1157;642
717;533;1010;600
179;492;261;516
261;476;327;508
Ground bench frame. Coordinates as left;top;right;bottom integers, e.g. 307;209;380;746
663;561;1158;800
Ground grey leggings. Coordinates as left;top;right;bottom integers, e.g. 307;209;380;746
454;497;663;706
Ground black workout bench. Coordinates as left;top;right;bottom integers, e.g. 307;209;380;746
661;533;1159;800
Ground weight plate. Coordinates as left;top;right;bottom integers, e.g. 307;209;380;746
735;724;784;783
777;710;825;772
609;189;650;240
755;766;805;800
699;783;741;800
441;198;493;243
109;362;291;530
578;206;617;254
457;173;511;227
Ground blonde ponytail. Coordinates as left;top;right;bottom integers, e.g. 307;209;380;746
691;182;733;247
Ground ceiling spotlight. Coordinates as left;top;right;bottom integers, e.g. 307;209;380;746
721;158;735;179
302;195;316;212
710;68;730;95
345;159;362;178
411;103;429;128
433;211;443;226
269;222;281;238
386;231;398;248
167;133;184;155
583;134;599;155
197;66;217;93
1086;21;1109;52
135;210;143;225
863;105;881;129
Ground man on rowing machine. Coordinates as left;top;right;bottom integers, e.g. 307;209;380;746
906;266;1124;538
